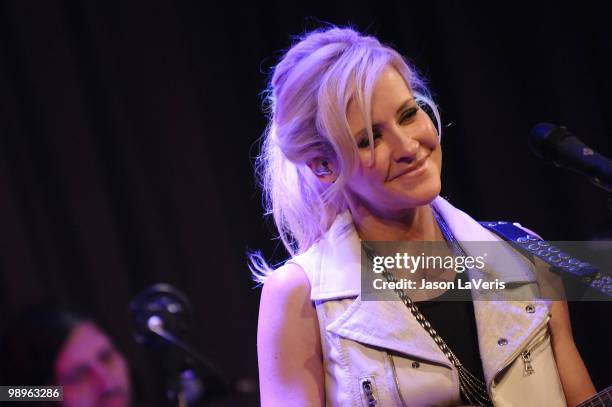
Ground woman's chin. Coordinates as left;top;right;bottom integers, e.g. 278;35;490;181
393;179;441;207
347;177;441;216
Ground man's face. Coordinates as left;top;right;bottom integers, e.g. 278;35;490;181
55;323;132;407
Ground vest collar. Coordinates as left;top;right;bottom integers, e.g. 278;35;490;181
310;196;536;301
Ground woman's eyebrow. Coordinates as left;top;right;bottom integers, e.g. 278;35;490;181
352;97;417;139
395;97;417;116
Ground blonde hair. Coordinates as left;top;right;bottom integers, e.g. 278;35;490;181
250;26;441;282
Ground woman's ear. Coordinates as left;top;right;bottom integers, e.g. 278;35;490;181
307;157;337;183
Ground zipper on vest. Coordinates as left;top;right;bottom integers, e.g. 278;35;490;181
521;351;534;375
492;315;550;390
386;353;408;407
520;329;549;376
360;378;377;407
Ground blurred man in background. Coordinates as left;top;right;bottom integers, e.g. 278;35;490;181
2;306;132;407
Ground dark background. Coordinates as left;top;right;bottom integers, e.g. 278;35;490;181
0;1;610;405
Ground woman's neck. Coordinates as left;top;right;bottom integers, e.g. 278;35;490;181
350;203;444;242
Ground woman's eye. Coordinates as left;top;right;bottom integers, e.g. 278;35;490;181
400;107;419;123
357;133;382;149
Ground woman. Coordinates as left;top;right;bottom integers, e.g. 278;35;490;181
252;26;595;406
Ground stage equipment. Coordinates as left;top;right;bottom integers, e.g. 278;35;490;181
130;283;228;406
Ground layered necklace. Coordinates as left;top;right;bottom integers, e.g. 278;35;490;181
363;207;493;407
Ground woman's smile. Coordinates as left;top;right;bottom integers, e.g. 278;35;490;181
387;153;431;182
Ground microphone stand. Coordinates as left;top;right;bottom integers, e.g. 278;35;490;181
145;315;228;407
130;284;229;407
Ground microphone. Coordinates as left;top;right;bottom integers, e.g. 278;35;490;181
528;123;612;191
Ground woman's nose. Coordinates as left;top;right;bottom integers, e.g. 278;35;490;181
392;134;419;163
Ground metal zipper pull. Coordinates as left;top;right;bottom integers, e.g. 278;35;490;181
361;379;377;406
521;329;550;377
521;350;534;376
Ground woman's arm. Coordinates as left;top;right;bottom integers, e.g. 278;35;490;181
531;255;596;406
549;299;597;407
257;263;325;406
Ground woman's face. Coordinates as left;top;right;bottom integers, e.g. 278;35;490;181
345;66;442;217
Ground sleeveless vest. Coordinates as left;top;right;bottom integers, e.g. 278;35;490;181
288;196;566;406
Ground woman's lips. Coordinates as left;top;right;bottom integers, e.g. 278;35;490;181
388;155;430;181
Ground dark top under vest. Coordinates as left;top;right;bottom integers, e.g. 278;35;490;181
416;271;487;405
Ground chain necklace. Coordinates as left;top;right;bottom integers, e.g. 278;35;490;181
363;207;493;407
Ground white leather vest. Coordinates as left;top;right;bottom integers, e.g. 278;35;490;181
288;197;566;406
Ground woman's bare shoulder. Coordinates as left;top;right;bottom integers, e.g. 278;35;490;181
262;262;310;296
263;262;310;291
260;262;313;308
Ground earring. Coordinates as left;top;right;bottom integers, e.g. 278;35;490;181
315;160;332;176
